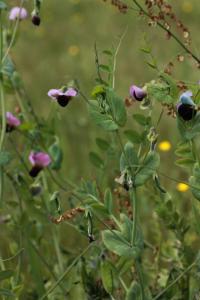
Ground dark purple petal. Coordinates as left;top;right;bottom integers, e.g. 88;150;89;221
177;103;197;121
29;166;42;178
57;95;70;107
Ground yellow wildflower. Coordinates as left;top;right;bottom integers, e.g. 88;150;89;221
158;141;171;152
176;183;189;192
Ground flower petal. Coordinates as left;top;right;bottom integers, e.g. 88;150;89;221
6;112;21;127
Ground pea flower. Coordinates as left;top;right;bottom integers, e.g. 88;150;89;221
47;87;78;107
29;151;51;177
9;7;28;21
130;85;147;101
6;112;21;132
177;91;197;121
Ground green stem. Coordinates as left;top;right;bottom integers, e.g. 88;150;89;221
135;260;145;300
52;227;64;273
0;81;6;151
131;187;138;246
153;258;198;300
39;243;93;300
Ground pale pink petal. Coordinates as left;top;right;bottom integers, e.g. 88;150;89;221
9;7;28;21
6;112;21;127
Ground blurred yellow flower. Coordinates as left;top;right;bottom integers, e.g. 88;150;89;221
68;45;80;56
182;1;193;13
176;183;189;192
158;141;171;152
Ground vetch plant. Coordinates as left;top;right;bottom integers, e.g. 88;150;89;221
0;1;200;300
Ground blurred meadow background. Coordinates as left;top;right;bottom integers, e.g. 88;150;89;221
1;0;200;299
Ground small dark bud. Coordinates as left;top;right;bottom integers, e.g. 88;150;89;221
177;104;197;121
29;166;42;177
32;15;41;26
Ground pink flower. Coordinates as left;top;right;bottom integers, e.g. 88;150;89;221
130;85;147;101
47;87;78;107
9;7;28;21
29;151;51;177
6;112;21;132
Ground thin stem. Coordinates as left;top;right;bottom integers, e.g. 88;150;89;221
135;260;145;300
119;276;128;293
132;0;200;64
131;188;138;246
112;27;128;89
0;248;24;262
39;243;93;300
1;0;24;64
153;258;199;300
52;227;64;273
14;89;28;121
94;42;104;84
0;81;6;151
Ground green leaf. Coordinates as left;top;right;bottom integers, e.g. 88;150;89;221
160;73;179;99
146;61;157;69
135;152;160;186
89;101;118;131
0;1;7;9
147;81;174;104
100;260;114;294
0;289;15;297
126;282;142;300
102;50;113;56
120;213;143;250
91;85;105;98
99;64;111;73
104;188;113;214
102;230;139;258
0;270;14;281
120;142;138;173
175;142;192;157
177;113;200;141
89;152;104;169
124;130;142;144
0;151;12;167
133;114;149;126
96;138;110;151
18;122;36;131
49;143;63;170
175;158;195;169
189;164;200;201
106;89;127;127
90;202;110;219
140;47;151;54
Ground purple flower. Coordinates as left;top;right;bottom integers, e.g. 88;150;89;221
6;112;21;132
29;151;51;177
9;7;28;21
130;85;147;101
47;87;78;107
